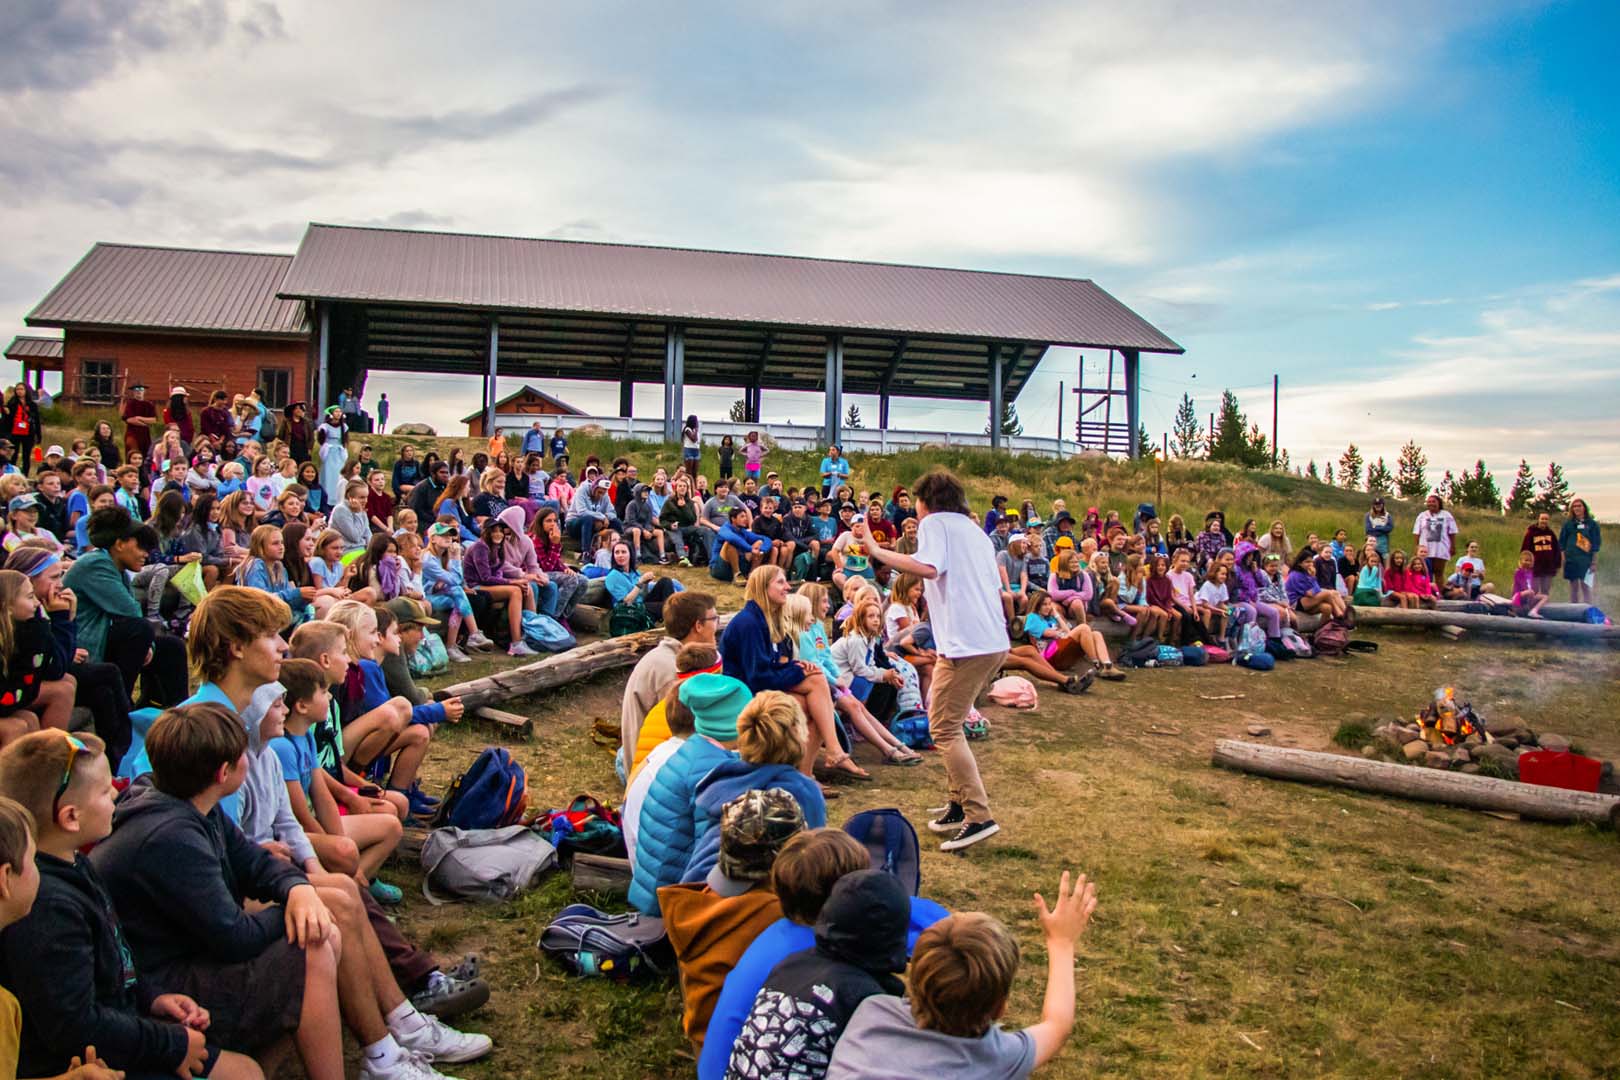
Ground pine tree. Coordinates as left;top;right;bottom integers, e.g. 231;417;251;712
1531;461;1571;515
729;399;747;422
1436;470;1454;501
1305;459;1319;482
1171;393;1203;458
1208;391;1250;464
1277;447;1291;473
1453;460;1501;511
1137;424;1154;458
1337;443;1363;490
1505;459;1536;516
984;400;1021;438
845;403;864;429
1244;423;1271;469
1365;456;1394;497
1324;461;1335;486
1395;440;1429;500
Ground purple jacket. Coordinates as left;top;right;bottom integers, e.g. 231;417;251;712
463;538;522;587
1231;542;1266;604
497;506;541;577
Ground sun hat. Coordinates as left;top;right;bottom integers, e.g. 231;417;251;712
384;596;440;628
170;386;189;397
679;674;752;741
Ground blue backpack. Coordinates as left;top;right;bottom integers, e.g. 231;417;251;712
1180;645;1208;667
889;709;934;750
843;809;921;896
435;748;529;830
1237;649;1275;671
521;610;577;653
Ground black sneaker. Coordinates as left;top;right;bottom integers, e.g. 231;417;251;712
926;802;965;833
940;819;1000;852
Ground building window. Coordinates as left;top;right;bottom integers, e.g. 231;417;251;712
258;368;293;410
81;359;116;405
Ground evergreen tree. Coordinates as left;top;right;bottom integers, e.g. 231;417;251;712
1505;459;1536;516
1435;469;1454;501
846;403;864;429
1324;461;1335;486
1453;460;1501;511
729;398;747;422
1171;393;1203;458
1208;390;1250;464
1338;443;1364;490
1244;423;1272;469
1394;440;1429;500
1137;424;1155;458
1277;447;1291;473
1365;456;1394;497
1305;459;1319;482
983;399;1021;437
1531;461;1572;515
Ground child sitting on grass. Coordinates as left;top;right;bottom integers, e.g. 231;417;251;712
726;868;912;1078
825;870;1099;1078
0;777;173;1080
275;658;403;902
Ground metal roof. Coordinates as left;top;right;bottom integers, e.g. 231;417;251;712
280;223;1182;353
27;243;308;338
4;335;64;366
458;384;585;423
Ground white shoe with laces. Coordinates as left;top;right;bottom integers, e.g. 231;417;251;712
396;1013;493;1064
447;646;471;663
359;1048;463;1080
464;633;495;651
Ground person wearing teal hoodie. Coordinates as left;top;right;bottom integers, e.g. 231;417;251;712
627;674;750;915
682;690;826;884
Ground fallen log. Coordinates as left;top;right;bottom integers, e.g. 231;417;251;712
474;706;533;739
1351;606;1619;642
571;852;632;896
1212;739;1620;826
435;613;735;710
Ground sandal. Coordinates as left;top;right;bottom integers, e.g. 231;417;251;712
885;747;923;766
822;752;872;781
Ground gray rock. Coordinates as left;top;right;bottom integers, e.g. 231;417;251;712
1394;727;1423;745
1403;740;1430;761
1460;763;1482;775
1424;751;1452;769
1361;745;1380;759
1247;724;1271;737
1538;733;1571;752
1496;736;1519;750
393;422;437;436
1451;748;1472;764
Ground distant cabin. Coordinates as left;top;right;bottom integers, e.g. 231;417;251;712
463;385;587;437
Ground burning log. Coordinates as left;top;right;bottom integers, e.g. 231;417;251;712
1352;607;1620;642
1211;740;1620;826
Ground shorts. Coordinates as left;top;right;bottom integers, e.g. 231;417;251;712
1041;639;1062;661
152;938;307;1054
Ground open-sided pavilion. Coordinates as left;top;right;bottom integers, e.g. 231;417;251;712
277;223;1182;455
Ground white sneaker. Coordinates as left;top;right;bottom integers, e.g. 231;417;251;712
507;641;537;658
447;646;471;663
397;1014;493;1064
359;1049;463;1080
464;633;495;652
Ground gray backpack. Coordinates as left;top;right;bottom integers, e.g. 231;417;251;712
420;825;557;905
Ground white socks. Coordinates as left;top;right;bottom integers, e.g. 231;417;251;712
364;1034;404;1068
387;1000;430;1037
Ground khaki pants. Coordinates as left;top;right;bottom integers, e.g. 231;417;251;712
928;650;1006;824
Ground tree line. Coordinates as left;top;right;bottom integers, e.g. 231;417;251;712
1166;390;1573;515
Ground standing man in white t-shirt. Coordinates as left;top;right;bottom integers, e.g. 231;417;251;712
856;467;1007;852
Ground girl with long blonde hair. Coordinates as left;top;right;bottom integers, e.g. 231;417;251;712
787;589;921;765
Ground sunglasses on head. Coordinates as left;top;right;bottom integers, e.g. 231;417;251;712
53;732;89;814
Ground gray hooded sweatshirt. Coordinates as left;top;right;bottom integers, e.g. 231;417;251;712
235;680;317;867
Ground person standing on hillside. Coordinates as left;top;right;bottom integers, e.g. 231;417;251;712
1412;494;1458;583
4;385;40;477
855;467;1006;853
121;380;158;461
377;393;390;434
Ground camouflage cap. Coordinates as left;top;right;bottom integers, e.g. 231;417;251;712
710;788;806;896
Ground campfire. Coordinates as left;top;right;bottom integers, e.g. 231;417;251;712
1417;686;1491;747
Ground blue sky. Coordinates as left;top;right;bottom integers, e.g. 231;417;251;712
1;1;1616;504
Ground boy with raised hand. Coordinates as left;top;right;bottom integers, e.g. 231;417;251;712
0;731;262;1080
825;871;1099;1079
0;793;123;1080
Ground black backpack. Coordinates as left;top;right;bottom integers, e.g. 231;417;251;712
537;904;672;981
1118;637;1161;668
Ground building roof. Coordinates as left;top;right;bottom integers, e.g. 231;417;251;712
280;223;1182;353
27;243;308;338
459;384;585;423
3;335;64;367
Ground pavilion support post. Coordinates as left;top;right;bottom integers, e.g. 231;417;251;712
663;325;685;443
879;392;890;429
619;379;633;418
822;335;844;448
315;303;330;411
1122;348;1141;459
484;317;500;438
988;343;1004;452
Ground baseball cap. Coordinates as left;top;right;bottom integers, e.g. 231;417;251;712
706;788;806;897
679;674;751;741
383;596;440;628
44;445;64;458
7;494;39;513
1054;535;1075;550
429;522;458;538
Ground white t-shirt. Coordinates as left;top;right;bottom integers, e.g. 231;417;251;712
913;511;1008;658
1413;510;1458;560
1196;581;1229;606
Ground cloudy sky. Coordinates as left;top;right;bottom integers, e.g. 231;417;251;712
2;1;1617;504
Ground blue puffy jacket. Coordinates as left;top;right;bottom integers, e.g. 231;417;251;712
682;759;826;884
627;736;736;914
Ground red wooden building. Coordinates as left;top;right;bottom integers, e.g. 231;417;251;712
461;384;585;437
25;243;311;409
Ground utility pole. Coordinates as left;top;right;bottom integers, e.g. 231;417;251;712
1271;374;1279;470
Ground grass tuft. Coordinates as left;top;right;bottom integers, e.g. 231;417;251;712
1331;720;1376;749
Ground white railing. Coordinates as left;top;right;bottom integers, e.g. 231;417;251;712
493;415;1085;459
